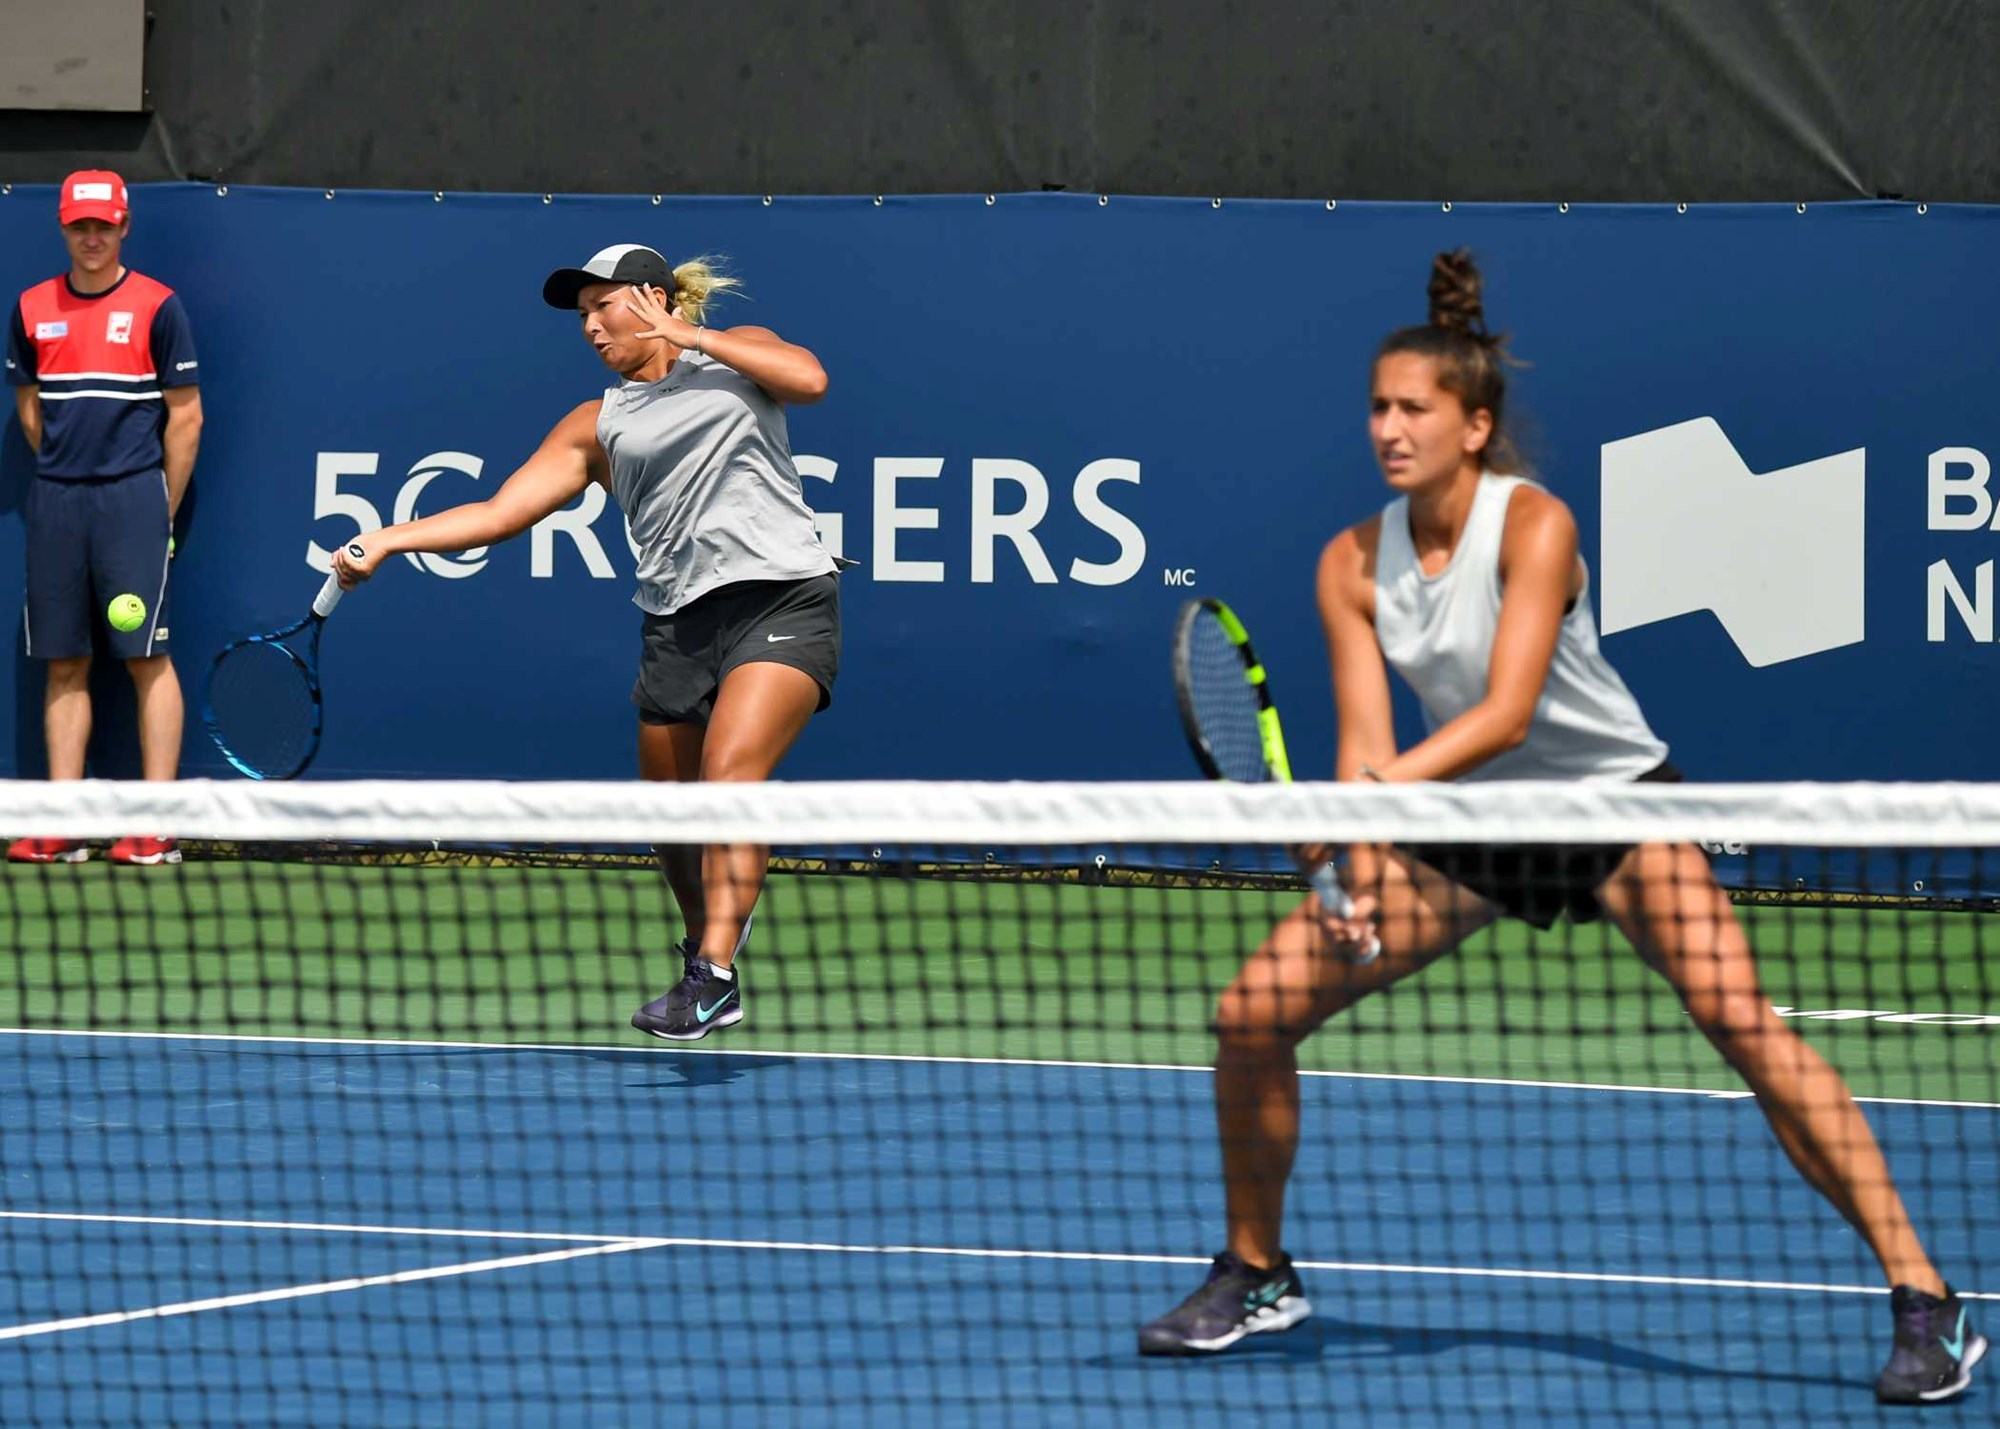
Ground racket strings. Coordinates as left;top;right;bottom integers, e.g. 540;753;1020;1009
1184;614;1270;783
207;639;318;778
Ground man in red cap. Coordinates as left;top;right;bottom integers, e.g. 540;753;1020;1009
4;172;203;865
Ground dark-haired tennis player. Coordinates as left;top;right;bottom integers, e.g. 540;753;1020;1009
334;244;839;1042
1138;250;1983;1406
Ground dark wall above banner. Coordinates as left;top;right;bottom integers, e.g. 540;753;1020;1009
3;1;1997;202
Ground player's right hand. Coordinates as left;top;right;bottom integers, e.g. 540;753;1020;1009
331;538;384;589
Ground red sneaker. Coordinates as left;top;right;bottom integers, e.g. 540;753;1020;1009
108;836;181;866
6;837;89;864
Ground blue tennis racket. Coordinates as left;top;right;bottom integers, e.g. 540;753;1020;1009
203;545;360;780
1172;597;1380;961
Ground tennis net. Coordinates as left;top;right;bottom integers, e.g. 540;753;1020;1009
1;778;1994;1426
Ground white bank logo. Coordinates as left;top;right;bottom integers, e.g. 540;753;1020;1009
306;451;1148;585
1600;418;1866;667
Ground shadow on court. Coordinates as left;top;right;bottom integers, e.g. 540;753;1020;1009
25;1041;801;1109
590;1047;799;1088
1112;1312;1873;1395
156;1042;800;1090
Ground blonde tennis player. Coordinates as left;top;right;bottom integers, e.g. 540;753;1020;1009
336;244;840;1042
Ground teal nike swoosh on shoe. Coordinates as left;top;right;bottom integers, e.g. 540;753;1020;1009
1877;1285;1988;1404
631;956;744;1042
1139;1251;1312;1356
1941;1307;1968;1362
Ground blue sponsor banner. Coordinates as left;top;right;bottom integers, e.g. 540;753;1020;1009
1;188;1995;888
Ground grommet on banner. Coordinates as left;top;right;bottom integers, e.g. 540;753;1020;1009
1325;199;1337;211
651;195;662;206
1796;202;1807;213
762;195;773;206
538;194;550;205
1099;194;1108;206
3;184;13;196
985;194;996;206
1918;202;1929;215
324;189;335;199
1558;202;1569;213
217;186;228;197
1676;202;1688;214
1441;201;1452;213
873;195;883;206
1211;198;1222;208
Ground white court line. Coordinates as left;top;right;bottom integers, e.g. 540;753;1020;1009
0;1239;667;1342
0;1210;625;1243
4;1025;1995;1109
1;1220;1987;1344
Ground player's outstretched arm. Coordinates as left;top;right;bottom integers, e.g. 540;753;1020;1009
333;402;604;586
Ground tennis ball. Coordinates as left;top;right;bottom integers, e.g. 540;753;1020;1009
107;593;147;633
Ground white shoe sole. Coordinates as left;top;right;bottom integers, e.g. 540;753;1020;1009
1142;1295;1313;1355
1917;1333;1989;1402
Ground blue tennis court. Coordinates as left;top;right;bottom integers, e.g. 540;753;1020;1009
4;1029;1992;1426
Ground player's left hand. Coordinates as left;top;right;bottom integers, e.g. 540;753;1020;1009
624;284;701;349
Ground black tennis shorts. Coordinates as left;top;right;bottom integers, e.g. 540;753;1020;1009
1398;762;1684;930
633;572;841;726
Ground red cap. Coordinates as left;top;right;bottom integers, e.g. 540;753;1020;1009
59;171;129;226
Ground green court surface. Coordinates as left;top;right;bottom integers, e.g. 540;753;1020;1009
2;860;1991;1103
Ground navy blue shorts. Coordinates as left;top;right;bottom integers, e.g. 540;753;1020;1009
23;471;174;661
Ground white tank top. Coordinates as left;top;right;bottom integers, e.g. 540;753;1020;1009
598;349;837;615
1374;473;1669;782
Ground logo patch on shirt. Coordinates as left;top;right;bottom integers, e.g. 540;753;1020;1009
35;321;68;340
106;312;134;344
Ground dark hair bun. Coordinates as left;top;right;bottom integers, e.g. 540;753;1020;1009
1426;248;1487;337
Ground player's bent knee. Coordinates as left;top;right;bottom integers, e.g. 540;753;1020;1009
1212;985;1318;1053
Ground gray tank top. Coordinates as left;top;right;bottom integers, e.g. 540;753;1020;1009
597;349;837;615
1374;473;1669;782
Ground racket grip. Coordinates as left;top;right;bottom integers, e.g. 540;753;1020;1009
1308;862;1381;964
312;570;346;619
